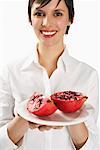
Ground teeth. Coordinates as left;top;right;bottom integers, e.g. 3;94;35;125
42;31;56;35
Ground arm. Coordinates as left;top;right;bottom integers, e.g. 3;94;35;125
7;115;29;145
0;65;32;148
68;70;99;149
0;65;26;149
68;123;88;149
0;66;17;149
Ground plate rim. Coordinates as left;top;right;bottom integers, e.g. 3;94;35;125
16;100;94;126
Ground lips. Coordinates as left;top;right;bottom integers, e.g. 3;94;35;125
40;30;57;38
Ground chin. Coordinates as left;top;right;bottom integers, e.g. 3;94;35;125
41;41;58;47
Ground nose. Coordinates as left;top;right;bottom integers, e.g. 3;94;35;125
42;16;53;27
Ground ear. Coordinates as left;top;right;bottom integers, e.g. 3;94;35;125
67;21;71;26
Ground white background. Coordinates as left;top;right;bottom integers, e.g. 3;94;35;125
0;0;100;130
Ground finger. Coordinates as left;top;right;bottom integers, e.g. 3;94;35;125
52;126;63;129
38;125;46;131
45;126;52;130
29;122;40;129
38;125;52;131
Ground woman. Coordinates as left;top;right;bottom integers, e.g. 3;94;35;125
0;0;99;149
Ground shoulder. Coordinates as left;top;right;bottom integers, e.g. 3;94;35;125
8;55;29;70
69;56;98;75
8;55;32;73
0;55;30;76
68;56;99;84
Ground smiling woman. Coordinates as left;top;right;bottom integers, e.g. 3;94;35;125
29;0;74;49
0;0;99;150
28;0;74;33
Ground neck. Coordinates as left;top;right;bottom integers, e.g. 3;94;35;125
37;42;65;65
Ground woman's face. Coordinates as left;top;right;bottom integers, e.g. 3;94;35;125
31;0;70;46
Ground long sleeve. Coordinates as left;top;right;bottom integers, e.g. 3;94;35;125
81;70;99;149
70;70;100;150
0;65;18;149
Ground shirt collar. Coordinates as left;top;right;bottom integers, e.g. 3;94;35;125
20;43;39;70
61;44;70;70
21;42;70;71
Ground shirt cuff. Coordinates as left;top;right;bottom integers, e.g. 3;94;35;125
0;123;18;150
70;130;99;150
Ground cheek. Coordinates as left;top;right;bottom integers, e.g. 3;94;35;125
31;19;41;30
57;22;67;32
57;18;69;30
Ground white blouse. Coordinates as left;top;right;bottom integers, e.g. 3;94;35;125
0;43;99;150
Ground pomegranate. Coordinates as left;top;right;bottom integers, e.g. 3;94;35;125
51;91;88;113
27;93;57;116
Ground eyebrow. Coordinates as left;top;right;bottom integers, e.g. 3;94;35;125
35;8;65;12
54;9;65;12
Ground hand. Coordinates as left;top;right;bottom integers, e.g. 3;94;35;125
38;125;63;131
28;92;63;131
28;122;63;131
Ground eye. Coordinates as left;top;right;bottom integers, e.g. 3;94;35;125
34;12;45;17
54;12;63;17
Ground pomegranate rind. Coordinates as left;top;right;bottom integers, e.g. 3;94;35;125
51;91;88;113
27;97;57;116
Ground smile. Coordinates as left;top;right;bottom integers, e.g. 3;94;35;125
40;30;57;38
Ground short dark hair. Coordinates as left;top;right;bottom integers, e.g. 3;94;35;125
28;0;74;34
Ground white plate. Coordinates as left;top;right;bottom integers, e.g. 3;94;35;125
16;100;94;126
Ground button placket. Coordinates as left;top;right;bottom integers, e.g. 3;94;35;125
42;68;51;97
44;130;52;150
42;69;52;150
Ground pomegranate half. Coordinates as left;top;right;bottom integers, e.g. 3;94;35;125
27;94;57;116
51;91;88;113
